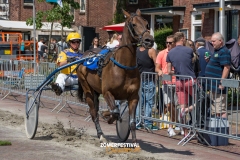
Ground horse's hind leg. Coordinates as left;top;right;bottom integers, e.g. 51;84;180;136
128;98;138;143
93;91;105;139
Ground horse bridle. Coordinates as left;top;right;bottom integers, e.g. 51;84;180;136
126;14;149;45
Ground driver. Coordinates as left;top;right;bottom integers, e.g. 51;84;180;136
51;32;83;96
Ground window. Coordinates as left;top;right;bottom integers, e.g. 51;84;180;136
191;11;202;41
215;10;239;41
80;0;85;13
70;6;75;22
24;0;33;6
0;0;9;3
179;29;188;39
129;0;138;4
24;0;33;3
0;0;8;19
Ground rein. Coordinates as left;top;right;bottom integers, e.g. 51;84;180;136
110;57;137;70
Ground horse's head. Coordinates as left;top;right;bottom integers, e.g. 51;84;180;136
123;9;154;49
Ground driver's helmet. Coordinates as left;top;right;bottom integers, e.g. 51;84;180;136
66;32;81;43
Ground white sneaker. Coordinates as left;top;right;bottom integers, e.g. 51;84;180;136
180;128;184;135
168;128;176;137
175;126;180;131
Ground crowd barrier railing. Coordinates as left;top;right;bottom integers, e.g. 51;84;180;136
194;77;240;145
137;72;240;146
0;59;91;114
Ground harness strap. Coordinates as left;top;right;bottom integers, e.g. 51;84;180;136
110;57;137;70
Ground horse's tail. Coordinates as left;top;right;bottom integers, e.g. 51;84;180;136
77;81;85;102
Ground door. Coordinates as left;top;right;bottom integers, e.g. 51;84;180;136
82;26;96;52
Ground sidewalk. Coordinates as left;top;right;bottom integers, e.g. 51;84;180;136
0;94;240;160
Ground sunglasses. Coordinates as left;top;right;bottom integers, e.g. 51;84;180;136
166;42;173;44
71;40;81;44
94;41;98;42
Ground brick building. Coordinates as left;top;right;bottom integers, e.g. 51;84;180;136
141;0;240;43
0;0;155;51
0;0;117;50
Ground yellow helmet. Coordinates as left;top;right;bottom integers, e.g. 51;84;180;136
66;32;81;42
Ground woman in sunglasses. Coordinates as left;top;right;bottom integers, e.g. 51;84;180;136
51;32;83;96
89;37;101;50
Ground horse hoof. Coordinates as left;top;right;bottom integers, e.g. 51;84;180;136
108;114;119;124
132;139;137;143
100;135;108;143
107;117;115;124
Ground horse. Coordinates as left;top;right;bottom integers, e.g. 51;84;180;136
77;9;154;143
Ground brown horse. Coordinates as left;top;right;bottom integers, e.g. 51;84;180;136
77;9;154;142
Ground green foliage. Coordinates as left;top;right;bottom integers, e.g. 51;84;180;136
114;0;126;24
154;26;173;51
0;140;12;146
26;0;80;29
227;89;240;106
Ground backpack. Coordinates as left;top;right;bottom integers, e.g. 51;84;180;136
192;51;201;77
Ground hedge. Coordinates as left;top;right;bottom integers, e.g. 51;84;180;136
154;26;173;51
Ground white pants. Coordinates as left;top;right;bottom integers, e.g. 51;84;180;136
55;73;78;91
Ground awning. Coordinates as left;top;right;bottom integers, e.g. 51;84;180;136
193;1;240;11
0;20;74;32
101;22;125;32
140;6;185;16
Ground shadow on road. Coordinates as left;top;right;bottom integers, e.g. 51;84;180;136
106;135;194;155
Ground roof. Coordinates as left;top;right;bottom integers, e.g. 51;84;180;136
0;20;74;32
140;6;185;16
193;1;240;10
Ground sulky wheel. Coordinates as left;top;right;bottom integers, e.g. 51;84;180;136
116;102;130;142
25;95;39;139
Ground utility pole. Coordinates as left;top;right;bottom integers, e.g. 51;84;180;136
33;0;36;74
219;0;225;41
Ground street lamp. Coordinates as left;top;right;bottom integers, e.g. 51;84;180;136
33;0;36;74
219;0;225;41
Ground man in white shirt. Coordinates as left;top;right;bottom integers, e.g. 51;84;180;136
38;38;44;52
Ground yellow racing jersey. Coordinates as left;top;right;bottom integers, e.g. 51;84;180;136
57;48;83;75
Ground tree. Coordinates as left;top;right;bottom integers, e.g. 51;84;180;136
26;0;80;56
114;0;126;24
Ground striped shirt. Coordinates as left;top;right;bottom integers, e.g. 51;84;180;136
205;45;231;93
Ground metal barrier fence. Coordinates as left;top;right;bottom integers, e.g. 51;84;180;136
137;72;240;146
195;77;240;143
0;59;105;115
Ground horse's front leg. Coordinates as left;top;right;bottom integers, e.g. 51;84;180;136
128;98;139;143
103;91;120;124
85;91;105;140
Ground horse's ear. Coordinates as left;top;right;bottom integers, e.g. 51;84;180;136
122;9;130;19
136;9;141;16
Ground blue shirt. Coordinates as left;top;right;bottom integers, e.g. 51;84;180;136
166;45;196;79
205;45;231;93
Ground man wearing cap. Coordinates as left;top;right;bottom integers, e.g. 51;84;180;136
51;32;83;96
195;37;211;77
